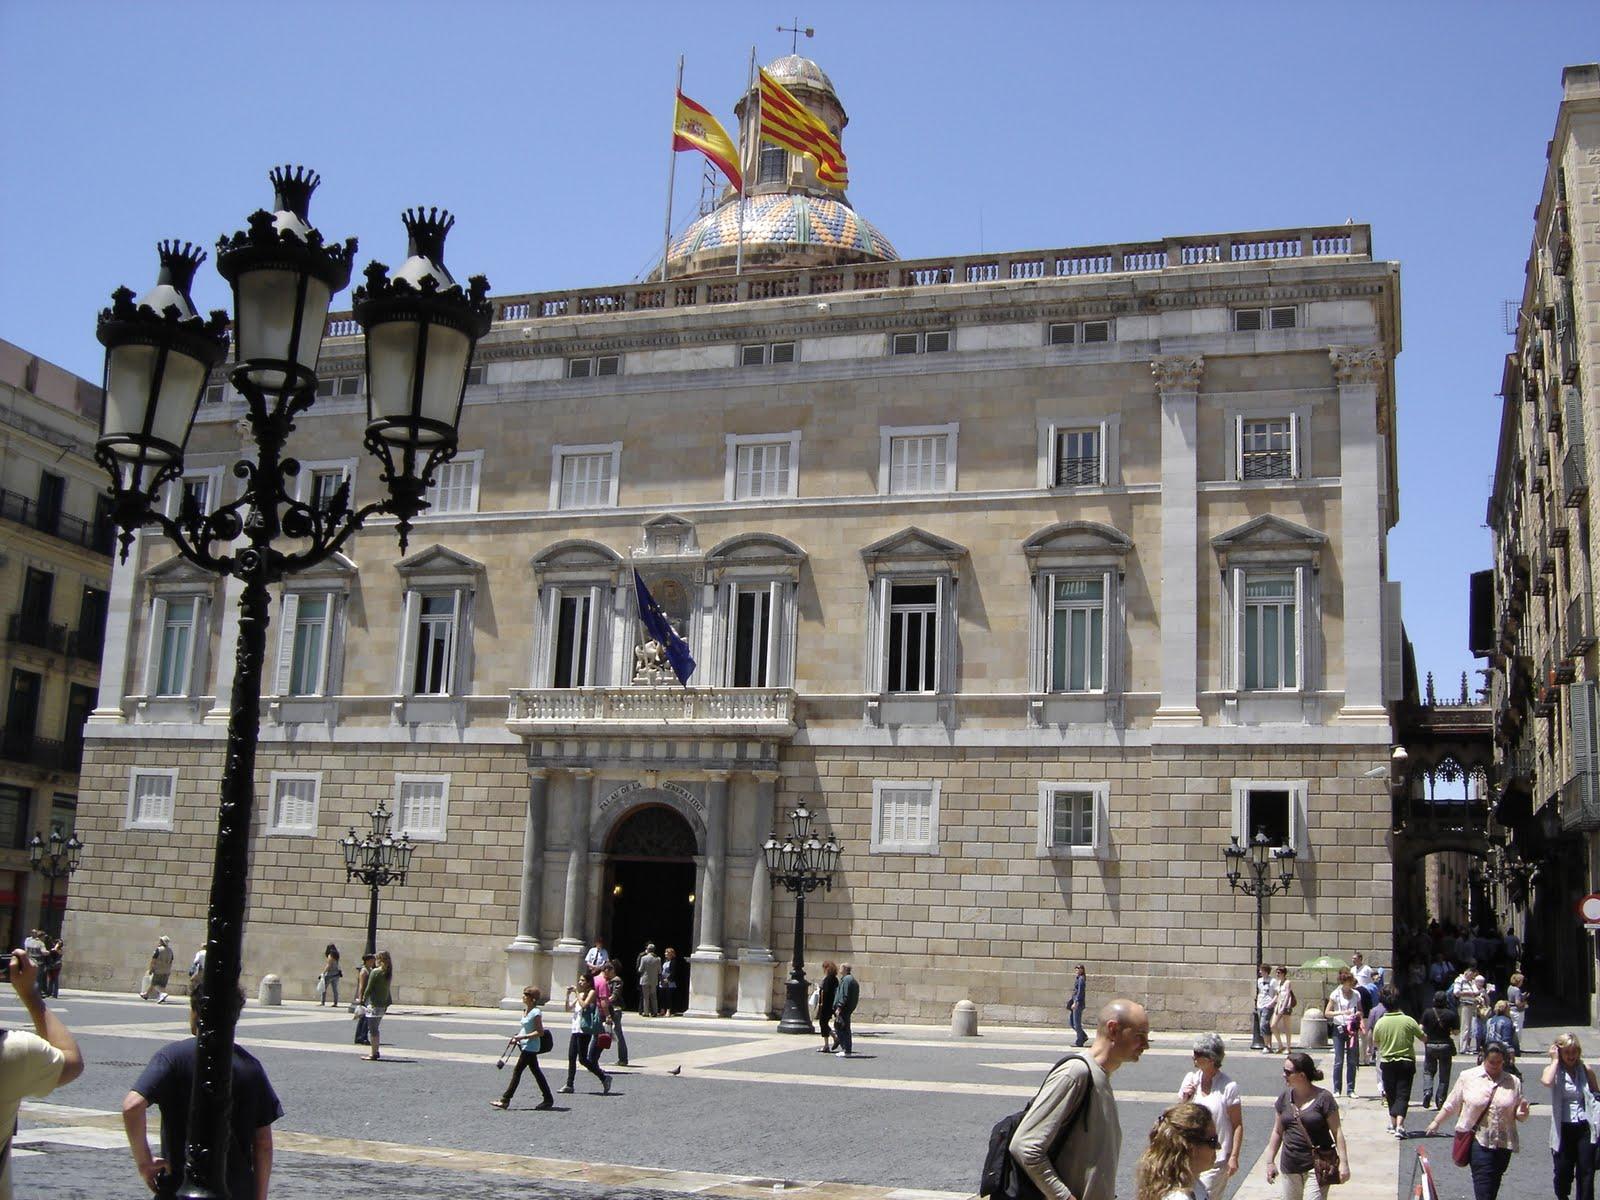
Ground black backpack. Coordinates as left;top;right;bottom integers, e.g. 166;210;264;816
979;1053;1091;1200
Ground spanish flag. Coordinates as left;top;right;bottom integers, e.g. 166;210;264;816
758;67;848;191
673;91;742;192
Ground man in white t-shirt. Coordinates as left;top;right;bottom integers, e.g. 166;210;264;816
1;948;85;1199
1351;952;1376;988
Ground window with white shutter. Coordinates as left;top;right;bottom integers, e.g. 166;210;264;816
1242;574;1299;690
1053;427;1103;487
1048;576;1107;693
154;598;197;696
1037;782;1110;857
880;424;956;495
127;768;177;830
267;772;320;836
885;581;941;693
551;443;621;510
727;584;775;687
423;454;481;515
276;592;333;697
725;432;800;501
412;593;459;695
550;588;596;688
396;774;449;841
870;781;939;853
1230;779;1309;856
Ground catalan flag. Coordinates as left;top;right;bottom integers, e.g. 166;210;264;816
673;91;742;192
758;66;848;191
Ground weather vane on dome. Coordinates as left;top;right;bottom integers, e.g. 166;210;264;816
777;20;814;55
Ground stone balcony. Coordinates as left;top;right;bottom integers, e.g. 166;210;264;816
506;687;797;739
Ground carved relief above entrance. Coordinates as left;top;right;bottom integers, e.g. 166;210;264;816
591;781;707;852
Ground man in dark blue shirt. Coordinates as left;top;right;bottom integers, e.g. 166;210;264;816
833;964;860;1057
121;985;283;1200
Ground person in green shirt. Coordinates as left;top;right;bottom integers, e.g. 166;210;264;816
1372;987;1426;1137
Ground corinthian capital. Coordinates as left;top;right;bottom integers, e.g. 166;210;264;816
1330;346;1385;387
1151;354;1204;393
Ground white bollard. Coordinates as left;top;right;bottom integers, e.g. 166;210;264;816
257;974;283;1006
951;999;979;1037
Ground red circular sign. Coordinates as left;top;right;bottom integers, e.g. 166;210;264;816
1577;893;1600;923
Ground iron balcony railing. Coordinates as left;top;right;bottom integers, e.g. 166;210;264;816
1567;589;1596;657
1563;447;1588;507
0;732;83;773
67;627;104;665
0;487;114;556
8;614;67;654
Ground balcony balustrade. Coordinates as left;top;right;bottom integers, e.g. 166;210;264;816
0;487;114;556
320;224;1371;333
507;686;797;738
1562;767;1600;831
7;614;67;654
1567;589;1596;657
0;731;82;773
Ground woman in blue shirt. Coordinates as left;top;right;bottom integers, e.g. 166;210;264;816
492;987;554;1110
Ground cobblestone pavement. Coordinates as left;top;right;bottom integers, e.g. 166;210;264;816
6;991;1548;1199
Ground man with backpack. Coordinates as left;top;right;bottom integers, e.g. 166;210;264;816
988;998;1150;1200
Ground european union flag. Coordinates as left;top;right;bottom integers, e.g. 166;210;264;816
633;569;696;686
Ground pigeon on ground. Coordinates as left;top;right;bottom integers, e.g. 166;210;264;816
669;1065;682;1076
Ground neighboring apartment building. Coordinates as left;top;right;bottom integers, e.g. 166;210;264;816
0;340;111;945
69;55;1402;1025
1485;63;1600;1021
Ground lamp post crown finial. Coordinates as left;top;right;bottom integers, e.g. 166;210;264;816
269;164;321;221
155;241;207;297
402;207;456;266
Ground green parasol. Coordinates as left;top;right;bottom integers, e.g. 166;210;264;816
1300;955;1349;972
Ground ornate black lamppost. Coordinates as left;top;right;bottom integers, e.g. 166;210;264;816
763;804;841;1033
28;829;83;938
1223;827;1297;974
340;801;415;957
92;166;491;1200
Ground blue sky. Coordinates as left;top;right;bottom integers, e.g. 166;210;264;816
0;1;1590;689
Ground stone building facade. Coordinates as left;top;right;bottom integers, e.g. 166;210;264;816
69;56;1401;1025
0;339;112;944
1485;63;1600;1021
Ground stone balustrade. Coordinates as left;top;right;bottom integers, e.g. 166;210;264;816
506;686;797;737
320;223;1372;336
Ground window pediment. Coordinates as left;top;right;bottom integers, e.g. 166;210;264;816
531;539;623;585
283;551;357;593
861;527;968;578
1023;521;1133;572
707;533;805;580
395;544;485;588
141;555;216;596
1211;515;1326;570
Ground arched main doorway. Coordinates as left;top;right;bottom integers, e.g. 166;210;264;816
604;804;697;1014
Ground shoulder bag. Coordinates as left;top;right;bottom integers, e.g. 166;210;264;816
1452;1075;1499;1167
1288;1096;1341;1188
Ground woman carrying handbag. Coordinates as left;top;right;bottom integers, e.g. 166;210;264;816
1263;1051;1351;1198
492;986;555;1110
1425;1040;1530;1200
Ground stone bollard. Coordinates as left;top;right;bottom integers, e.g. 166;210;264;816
1299;1006;1329;1049
257;974;282;1007
951;999;979;1037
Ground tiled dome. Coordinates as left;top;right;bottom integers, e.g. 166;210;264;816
665;194;898;276
764;54;836;97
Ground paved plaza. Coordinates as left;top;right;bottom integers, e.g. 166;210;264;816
2;989;1576;1199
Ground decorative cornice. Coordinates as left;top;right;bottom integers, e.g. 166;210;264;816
1151;354;1204;393
1330;346;1385;388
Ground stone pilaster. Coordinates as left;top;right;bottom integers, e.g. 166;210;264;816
87;529;140;724
550;769;593;988
735;771;778;1020
1152;354;1205;725
1331;346;1389;722
205;574;245;724
688;773;730;1016
501;768;549;1006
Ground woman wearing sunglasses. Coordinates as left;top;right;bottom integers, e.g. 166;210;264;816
1134;1101;1219;1200
1263;1051;1351;1198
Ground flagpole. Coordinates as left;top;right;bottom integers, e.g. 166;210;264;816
662;54;684;284
737;45;755;276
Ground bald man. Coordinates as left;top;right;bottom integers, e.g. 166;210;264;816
1007;999;1150;1200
